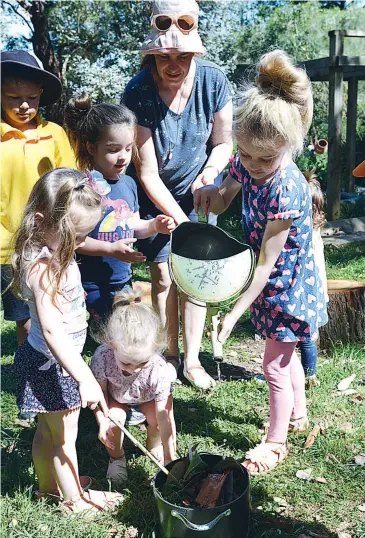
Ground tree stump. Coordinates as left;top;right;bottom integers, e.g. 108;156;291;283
319;280;365;349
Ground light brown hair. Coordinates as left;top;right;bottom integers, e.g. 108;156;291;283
97;290;167;364
11;168;103;303
234;50;313;157
303;170;326;230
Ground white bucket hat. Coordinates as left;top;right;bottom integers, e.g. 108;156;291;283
141;0;206;56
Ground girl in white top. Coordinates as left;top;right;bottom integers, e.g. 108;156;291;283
12;168;122;514
91;290;177;487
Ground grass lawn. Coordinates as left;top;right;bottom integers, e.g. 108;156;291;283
1;229;365;537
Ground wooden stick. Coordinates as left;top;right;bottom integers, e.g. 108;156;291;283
107;412;181;485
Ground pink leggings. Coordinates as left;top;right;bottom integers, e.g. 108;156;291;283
263;338;307;443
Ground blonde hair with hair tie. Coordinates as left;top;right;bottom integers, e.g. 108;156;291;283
11;168;103;304
234;50;313;157
98;290;167;365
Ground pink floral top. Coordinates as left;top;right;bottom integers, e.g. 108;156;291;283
90;344;173;404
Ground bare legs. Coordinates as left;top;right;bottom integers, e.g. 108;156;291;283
149;261;213;387
33;408;122;511
16;317;31;347
149;262;180;359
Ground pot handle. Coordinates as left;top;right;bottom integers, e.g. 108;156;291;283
171;509;231;531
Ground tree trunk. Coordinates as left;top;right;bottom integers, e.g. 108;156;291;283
319;280;365;349
17;0;64;124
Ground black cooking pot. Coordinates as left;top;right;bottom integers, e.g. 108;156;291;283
153;454;250;538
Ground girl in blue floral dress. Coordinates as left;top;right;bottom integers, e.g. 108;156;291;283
194;50;327;475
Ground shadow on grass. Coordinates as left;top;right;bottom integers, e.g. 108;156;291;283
1;320;17;357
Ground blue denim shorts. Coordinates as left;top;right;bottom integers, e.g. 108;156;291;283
137;174;222;263
1;265;30;321
84;280;133;321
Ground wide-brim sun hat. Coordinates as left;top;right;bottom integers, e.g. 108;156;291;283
1;50;62;106
353;159;365;177
141;0;206;56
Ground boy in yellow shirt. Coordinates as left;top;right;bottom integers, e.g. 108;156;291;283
1;50;75;352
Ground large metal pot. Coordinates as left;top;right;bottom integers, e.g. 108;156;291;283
169;222;255;306
153;454;250;538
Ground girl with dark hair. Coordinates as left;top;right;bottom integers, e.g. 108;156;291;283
64;94;175;323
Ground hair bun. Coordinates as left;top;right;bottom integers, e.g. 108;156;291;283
256;50;308;104
73;92;91;112
113;290;142;309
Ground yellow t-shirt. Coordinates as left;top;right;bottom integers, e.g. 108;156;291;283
0;115;76;264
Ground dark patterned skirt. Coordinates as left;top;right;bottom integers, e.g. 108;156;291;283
14;340;81;414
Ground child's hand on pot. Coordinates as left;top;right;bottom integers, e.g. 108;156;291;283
193;185;220;215
154;215;176;235
218;313;237;344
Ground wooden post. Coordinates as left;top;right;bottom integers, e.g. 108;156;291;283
345;77;358;192
327;31;344;221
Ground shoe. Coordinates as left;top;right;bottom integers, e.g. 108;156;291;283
288;415;309;433
183;364;216;390
126;407;146;426
106;455;128;487
254;374;267;384
305;375;320;388
19;411;37;422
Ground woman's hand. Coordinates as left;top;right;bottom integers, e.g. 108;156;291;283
153;215;176;235
193;185;220;215
98;418;115;450
218;312;238;344
111;238;146;263
191;167;218;194
79;377;109;416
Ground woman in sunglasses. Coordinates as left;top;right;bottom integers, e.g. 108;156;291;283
123;0;233;390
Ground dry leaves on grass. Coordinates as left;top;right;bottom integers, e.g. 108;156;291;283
351;394;364;403
296;468;312;480
314;476;327;484
354;454;365;466
340;422;354;433
337;533;352;538
337;374;356;391
273;497;289;507
304;424;320;448
335;389;358;396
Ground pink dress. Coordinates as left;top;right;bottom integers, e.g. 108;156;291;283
90;345;173;404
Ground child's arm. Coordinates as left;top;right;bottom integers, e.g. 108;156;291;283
93;380;116;451
133;212;176;239
29;264;108;416
155;396;177;464
218;219;292;343
193;174;241;216
78;236;147;263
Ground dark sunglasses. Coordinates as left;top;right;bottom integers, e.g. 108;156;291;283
151;14;197;34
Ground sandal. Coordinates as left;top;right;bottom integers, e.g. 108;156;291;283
35;475;92;502
289;415;309;433
183;364;216;390
242;441;288;476
60;489;123;516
